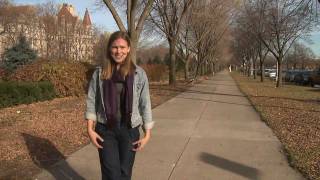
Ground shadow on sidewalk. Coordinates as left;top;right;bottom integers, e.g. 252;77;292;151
200;152;261;180
22;133;85;180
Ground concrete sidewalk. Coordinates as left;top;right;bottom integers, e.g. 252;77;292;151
36;71;304;180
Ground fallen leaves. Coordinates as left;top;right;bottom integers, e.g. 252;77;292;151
232;73;320;180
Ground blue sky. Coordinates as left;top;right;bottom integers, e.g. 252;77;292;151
303;31;320;57
14;0;320;57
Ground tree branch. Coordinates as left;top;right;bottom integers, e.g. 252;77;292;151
102;0;126;31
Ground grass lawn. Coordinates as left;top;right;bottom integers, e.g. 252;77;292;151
231;72;320;180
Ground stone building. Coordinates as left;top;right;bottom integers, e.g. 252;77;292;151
0;3;94;62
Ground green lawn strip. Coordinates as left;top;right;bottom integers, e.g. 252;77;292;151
231;72;320;180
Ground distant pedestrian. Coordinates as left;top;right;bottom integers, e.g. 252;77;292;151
85;31;154;180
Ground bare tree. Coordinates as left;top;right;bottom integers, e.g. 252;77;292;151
285;42;315;70
97;0;154;64
37;1;59;59
241;7;269;81
172;0;235;81
0;4;39;60
0;0;13;35
190;0;234;78
256;38;269;82
231;23;255;77
176;18;193;80
93;31;111;64
148;0;193;85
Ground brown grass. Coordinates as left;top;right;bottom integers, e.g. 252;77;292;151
231;72;320;180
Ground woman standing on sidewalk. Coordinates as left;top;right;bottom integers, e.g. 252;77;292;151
85;31;154;180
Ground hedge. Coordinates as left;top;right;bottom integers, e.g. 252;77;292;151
8;60;94;97
0;81;56;108
140;64;167;82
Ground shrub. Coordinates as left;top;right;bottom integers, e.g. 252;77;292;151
140;64;167;82
3;35;38;71
0;81;56;108
8;59;95;97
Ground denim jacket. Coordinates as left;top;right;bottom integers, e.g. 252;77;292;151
85;65;154;130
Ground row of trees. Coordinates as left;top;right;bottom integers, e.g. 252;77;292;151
284;42;319;70
231;0;319;87
98;0;235;85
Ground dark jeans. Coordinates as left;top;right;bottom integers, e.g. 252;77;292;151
95;123;140;180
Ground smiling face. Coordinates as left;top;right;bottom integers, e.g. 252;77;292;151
110;38;130;65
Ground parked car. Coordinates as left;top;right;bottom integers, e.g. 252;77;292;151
268;69;289;81
309;70;320;87
257;69;272;77
269;69;277;79
284;70;301;82
293;70;313;85
264;69;272;77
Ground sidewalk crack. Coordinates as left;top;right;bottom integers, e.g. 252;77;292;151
167;101;208;180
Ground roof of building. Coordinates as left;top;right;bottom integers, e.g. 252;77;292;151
57;3;78;25
82;8;92;27
57;3;92;27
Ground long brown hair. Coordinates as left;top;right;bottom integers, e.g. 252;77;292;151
101;31;135;79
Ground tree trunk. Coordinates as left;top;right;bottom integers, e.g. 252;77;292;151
169;39;176;85
130;44;137;64
246;64;248;76
210;62;214;76
241;61;245;75
194;52;201;79
253;60;257;79
213;63;216;76
184;55;190;80
201;63;204;75
184;62;188;80
129;32;138;64
276;57;282;87
260;61;264;82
